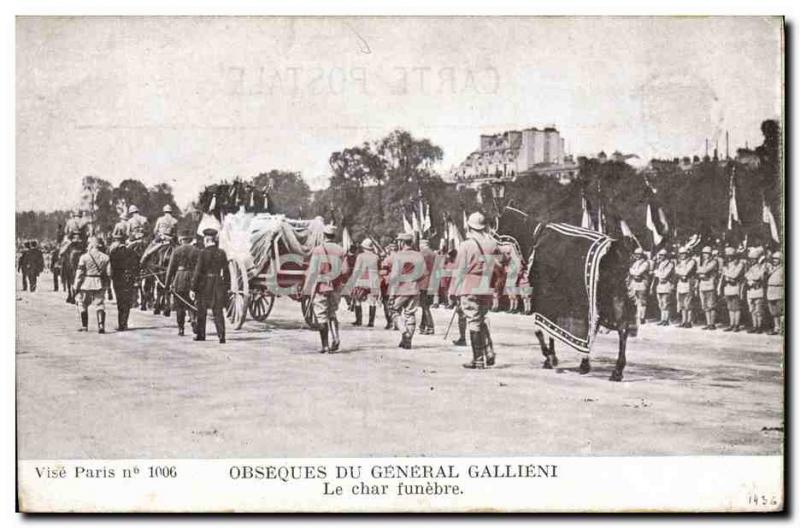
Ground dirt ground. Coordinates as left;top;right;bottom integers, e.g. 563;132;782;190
16;272;784;459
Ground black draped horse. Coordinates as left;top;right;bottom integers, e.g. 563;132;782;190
60;240;85;304
139;239;176;316
496;206;636;381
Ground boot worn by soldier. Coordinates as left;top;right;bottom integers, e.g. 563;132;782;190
352;305;362;326
329;318;340;352
367;306;376;327
97;310;106;334
318;325;330;354
78;310;89;332
482;323;495;367
463;330;486;369
452;317;467;346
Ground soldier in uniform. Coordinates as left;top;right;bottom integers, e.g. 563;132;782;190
653;249;676;326
350;238;381;328
26;240;44;292
126;205;149;238
766;251;783;336
303;225;349;353
112;211;130;240
628;248;651;324
154;204;178;240
380;242;397;330
191;228;230;343
720;246;745;332
166;229;201;336
74;236;111;333
109;232;139;331
418;239;436;335
449;212;501;369
50;244;61;291
744;247;768;333
696;246;720;330
674;247;697;328
17;241;31;290
386;233;426;349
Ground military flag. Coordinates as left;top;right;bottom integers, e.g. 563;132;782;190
402;213;413;234
762;200;780;243
342;226;353;250
727;171;740;230
646;202;667;248
580;195;594;230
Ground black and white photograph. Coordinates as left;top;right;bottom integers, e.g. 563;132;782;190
13;15;785;512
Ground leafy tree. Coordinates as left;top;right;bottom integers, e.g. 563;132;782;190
80;175;115;235
252;170;312;218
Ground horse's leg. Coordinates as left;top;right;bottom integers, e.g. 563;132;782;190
579;355;591;374
535;330;556;369
609;328;628;382
548;337;559;367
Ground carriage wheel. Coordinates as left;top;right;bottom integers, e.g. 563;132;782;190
300;295;319;330
248;287;275;322
226;259;250;330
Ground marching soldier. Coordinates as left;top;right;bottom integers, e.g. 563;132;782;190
720;246;745;332
74;236;111;333
380;242;397;330
449;212;501;369
26;240;44;292
418;239;436;335
50;244;61;291
191;228;230;343
166;229;200;336
675;247;697;328
744;247;768;333
126;205;148;237
351;238;381;328
154;204;178;240
766;251;783;336
386;233;427;349
628;248;651;324
17;241;31;291
112;211;130;240
109;232;139;331
653;249;676;326
697;246;720;330
303;225;349;353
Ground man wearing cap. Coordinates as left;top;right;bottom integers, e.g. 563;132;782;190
303;225;349;353
720;246;745;332
418;239;437;335
653;249;676;326
126;205;148;238
744;247;768;333
25;240;44;292
628;248;651;325
191;228;230;343
766;251;783;335
154;204;178;240
350;238;381;328
386;233;426;349
675;247;697;328
449;212;502;369
17;241;31;291
112;211;130;240
697;246;720;330
109;232;139;331
74;236;112;333
166;230;200;336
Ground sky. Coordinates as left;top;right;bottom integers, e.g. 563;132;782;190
16;16;783;212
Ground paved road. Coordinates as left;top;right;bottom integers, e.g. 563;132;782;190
16;273;784;459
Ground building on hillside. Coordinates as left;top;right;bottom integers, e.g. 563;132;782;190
446;126;579;186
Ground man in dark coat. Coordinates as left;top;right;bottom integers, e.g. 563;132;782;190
166;229;200;336
109;232;139;331
27;241;45;292
50;245;61;291
192;228;230;343
18;241;31;291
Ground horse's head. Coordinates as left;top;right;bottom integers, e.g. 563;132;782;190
496;206;539;262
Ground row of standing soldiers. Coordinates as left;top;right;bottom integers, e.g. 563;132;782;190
628;245;784;334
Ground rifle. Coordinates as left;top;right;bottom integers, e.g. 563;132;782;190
443;306;458;341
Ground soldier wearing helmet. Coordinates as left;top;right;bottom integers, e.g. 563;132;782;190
112;210;130;241
744;247;768;333
380;242;398;329
303;225;349;353
628;247;651;325
720;246;745;332
349;237;381;328
386;233;427;349
74;236;112;334
697;246;720;330
653;248;676;326
126;204;149;237
675;246;698;328
448;212;502;369
154;204;178;240
766;251;783;335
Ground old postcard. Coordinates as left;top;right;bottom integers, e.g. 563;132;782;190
15;16;784;512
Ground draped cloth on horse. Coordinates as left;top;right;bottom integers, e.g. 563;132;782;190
530;223;614;354
208;209;327;280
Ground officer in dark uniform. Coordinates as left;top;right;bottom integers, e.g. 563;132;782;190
109;232;139;331
166;229;201;336
18;241;31;291
191;228;230;343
